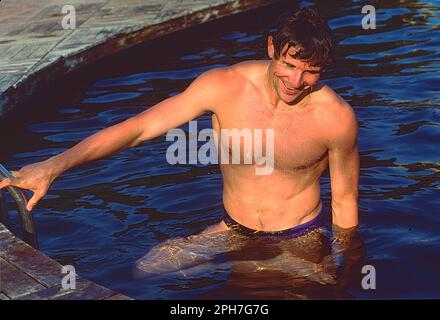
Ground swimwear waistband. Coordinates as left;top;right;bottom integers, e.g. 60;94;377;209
223;202;325;238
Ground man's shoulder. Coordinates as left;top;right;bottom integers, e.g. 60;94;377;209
315;83;357;126
196;63;248;88
231;60;267;82
197;61;263;94
314;83;358;145
186;66;236;101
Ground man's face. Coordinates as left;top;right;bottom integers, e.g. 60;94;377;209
267;37;322;104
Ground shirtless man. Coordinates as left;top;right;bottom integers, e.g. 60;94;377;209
0;8;359;241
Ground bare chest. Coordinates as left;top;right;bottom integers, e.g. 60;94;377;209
213;99;328;172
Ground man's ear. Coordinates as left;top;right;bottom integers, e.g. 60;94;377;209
267;35;275;59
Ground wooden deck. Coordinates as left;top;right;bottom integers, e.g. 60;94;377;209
0;0;279;119
0;223;130;300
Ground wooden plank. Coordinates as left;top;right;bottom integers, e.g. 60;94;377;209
103;293;132;300
0;232;64;287
0;226;13;240
0;223;129;300
0;257;46;299
0;293;11;300
18;278;118;300
1;0;279;119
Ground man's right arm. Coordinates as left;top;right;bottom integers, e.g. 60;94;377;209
0;68;227;210
47;67;224;175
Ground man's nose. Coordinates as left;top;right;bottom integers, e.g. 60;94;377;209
288;70;304;88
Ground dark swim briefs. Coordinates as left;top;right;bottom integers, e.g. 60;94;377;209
223;202;326;238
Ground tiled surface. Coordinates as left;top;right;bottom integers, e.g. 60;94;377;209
0;0;278;118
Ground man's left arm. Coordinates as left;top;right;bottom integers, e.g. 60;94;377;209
328;99;360;229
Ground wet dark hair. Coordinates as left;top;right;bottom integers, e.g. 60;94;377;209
271;7;335;68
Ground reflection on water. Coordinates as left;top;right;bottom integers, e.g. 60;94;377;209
0;0;439;299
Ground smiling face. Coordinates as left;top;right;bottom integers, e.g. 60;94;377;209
267;36;322;105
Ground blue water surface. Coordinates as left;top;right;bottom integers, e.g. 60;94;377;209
1;0;439;299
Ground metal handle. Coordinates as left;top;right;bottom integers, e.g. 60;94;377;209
0;163;38;248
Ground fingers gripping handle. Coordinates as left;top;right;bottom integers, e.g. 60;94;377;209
0;163;38;248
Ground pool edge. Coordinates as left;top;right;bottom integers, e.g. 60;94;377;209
0;0;281;120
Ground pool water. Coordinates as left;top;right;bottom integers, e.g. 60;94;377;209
1;0;439;299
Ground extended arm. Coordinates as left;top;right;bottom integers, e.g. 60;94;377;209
0;68;225;210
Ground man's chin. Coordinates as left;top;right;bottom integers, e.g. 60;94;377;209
281;92;303;104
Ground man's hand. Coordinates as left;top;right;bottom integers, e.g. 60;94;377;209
331;224;366;290
0;160;59;211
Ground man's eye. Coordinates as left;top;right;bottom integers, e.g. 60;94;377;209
285;63;295;68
